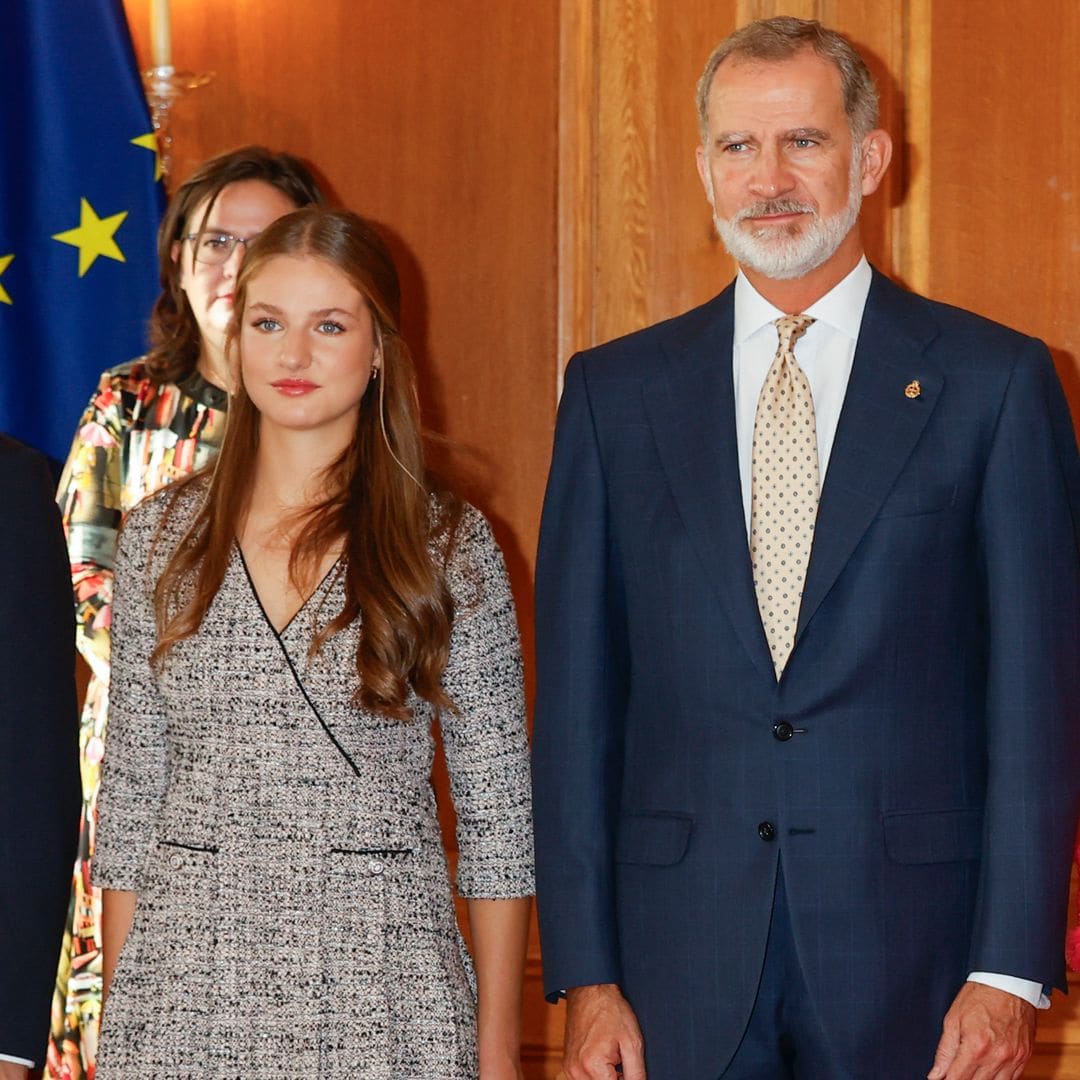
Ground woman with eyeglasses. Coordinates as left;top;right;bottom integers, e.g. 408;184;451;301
50;146;323;1080
93;207;533;1077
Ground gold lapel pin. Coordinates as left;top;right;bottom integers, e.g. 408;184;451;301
904;380;922;400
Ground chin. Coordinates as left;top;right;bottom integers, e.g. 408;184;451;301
206;313;232;335
748;222;805;241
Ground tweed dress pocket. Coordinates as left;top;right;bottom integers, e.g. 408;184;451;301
318;846;399;1078
97;842;220;1077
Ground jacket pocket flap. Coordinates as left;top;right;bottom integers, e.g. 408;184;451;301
615;812;693;866
883;808;982;864
876;483;957;520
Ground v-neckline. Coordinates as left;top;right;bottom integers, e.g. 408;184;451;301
234;542;343;639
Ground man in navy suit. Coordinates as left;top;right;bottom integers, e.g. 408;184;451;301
0;436;79;1078
532;16;1080;1080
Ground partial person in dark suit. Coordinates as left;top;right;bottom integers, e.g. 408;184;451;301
0;436;79;1079
532;16;1080;1080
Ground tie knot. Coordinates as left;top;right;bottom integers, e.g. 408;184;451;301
774;314;815;352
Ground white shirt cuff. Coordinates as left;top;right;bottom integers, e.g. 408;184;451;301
967;972;1050;1009
0;1052;34;1067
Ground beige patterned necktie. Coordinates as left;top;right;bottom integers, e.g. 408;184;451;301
751;314;818;679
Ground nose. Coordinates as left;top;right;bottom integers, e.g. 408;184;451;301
278;329;312;371
748;145;795;199
220;240;246;279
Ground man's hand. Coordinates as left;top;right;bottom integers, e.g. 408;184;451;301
561;983;646;1080
927;982;1036;1080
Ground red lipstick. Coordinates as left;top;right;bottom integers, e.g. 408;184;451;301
271;379;319;396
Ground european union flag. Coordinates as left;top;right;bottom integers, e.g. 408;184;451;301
0;0;164;465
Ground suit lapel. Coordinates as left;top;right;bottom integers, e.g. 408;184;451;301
643;287;776;681
795;272;943;643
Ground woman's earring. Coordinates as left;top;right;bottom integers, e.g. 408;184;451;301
370;364;380;380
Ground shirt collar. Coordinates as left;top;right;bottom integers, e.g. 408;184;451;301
733;255;872;343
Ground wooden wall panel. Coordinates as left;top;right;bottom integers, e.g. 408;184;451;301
559;0;742;358
927;0;1080;433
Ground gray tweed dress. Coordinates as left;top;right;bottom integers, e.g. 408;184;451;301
93;484;534;1079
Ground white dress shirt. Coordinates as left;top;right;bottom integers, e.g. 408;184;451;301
732;257;1048;1011
733;257;869;533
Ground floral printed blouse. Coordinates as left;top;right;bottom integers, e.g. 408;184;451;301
47;358;226;1080
58;359;227;682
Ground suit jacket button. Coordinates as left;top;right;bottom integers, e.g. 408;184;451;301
758;821;776;841
368;858;385;875
773;721;794;741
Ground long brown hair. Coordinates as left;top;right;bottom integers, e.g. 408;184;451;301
152;208;461;720
146;146;324;384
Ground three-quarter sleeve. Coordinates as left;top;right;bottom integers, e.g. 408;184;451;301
439;507;534;899
93;502;169;891
55;371;127;684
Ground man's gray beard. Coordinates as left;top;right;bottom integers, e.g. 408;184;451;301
712;155;863;281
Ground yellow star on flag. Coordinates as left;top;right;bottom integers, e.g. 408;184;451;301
52;198;129;278
0;255;13;305
131;131;163;182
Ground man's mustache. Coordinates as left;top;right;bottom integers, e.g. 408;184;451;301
733;199;817;222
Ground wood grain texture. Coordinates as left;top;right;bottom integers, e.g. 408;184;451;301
564;1;751;351
651;2;741;319
594;0;658;343
558;0;599;374
737;0;819;21
927;0;1080;437
889;0;932;294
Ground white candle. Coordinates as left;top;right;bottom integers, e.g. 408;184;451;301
151;0;172;69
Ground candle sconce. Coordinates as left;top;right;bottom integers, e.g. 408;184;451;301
142;65;214;183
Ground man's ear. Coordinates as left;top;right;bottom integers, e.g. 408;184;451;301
859;129;893;196
695;144;714;205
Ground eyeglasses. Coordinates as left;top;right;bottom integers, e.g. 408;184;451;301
184;232;256;266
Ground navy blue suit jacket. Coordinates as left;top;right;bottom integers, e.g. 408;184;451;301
0;436;79;1064
532;270;1080;1078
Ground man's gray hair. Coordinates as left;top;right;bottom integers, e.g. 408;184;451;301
696;17;879;144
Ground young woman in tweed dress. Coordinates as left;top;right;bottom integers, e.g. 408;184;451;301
93;208;534;1078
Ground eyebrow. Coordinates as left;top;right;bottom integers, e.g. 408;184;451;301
248;301;355;319
188;223;234;237
712;127;833;144
787;127;831;142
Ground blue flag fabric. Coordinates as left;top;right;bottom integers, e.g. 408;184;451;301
0;0;164;464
